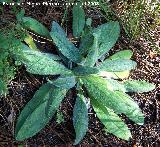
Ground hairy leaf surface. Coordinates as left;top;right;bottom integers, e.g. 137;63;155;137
81;76;144;125
109;50;133;60
22;17;51;39
79;32;94;56
124;80;155;93
49;76;76;89
73;94;88;145
73;66;99;76
98;59;137;72
91;98;131;141
20;45;71;75
93;21;120;58
83;32;100;66
50;21;81;63
114;91;144;124
15;83;67;141
72;2;85;37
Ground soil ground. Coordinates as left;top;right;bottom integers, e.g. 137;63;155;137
0;1;160;146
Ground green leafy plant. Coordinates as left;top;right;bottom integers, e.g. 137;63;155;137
0;1;37;96
0;9;26;96
14;3;155;145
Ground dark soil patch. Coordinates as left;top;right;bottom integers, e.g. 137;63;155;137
0;1;160;147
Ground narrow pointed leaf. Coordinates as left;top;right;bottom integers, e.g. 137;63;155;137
83;32;100;66
93;21;120;58
79;18;93;55
15;83;67;141
49;76;76;89
124;80;155;93
81;76;144;125
109;50;133;60
73;94;88;145
50;21;81;63
19;45;71;75
73;66;99;76
72;2;85;37
114;91;144;124
91;98;132;141
98;59;137;72
45;86;67;117
22;17;51;39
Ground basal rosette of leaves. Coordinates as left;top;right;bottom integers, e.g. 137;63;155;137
14;3;155;145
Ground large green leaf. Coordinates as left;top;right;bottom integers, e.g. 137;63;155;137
109;50;133;60
81;75;144;125
91;98;131;141
49;76;76;89
22;17;51;39
105;79;126;92
83;32;100;66
73;66;99;76
124;80;155;93
79;17;93;54
114;91;144;124
93;21;120;59
19;45;71;75
73;94;88;145
104;79;155;93
50;21;81;63
98;59;137;72
72;2;85;38
79;32;94;56
15;83;67;141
